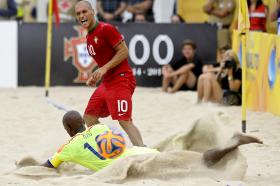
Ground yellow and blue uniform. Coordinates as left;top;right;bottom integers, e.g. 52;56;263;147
48;124;158;172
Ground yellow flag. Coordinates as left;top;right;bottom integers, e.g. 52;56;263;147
238;0;250;34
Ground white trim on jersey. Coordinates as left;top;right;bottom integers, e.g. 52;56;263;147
249;12;266;18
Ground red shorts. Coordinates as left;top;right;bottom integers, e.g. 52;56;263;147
84;75;136;121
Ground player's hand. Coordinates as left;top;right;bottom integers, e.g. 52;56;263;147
91;67;108;83
86;76;97;87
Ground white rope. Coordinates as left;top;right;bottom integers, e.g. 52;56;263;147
45;98;70;112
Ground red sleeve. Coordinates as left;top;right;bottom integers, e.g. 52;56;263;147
103;24;124;48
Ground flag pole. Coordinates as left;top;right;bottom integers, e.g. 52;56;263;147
241;32;247;133
238;0;250;133
44;0;53;97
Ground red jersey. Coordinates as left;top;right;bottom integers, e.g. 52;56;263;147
86;21;134;83
249;4;267;32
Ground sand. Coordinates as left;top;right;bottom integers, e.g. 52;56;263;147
0;87;279;186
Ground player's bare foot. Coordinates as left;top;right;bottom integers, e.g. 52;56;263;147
232;132;263;146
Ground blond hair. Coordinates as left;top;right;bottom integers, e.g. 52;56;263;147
224;49;240;67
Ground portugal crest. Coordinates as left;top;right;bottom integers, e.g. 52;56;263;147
64;26;97;83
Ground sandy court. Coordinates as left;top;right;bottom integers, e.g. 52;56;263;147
0;87;280;186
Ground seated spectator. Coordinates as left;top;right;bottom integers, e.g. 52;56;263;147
203;0;235;48
162;39;203;93
202;45;231;74
248;0;268;32
126;0;154;22
270;0;280;34
0;0;17;20
197;50;241;105
97;0;127;22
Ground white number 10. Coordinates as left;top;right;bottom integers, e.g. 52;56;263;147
117;100;128;112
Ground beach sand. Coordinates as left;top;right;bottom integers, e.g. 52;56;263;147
0;87;279;186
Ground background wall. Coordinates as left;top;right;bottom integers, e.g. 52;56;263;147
0;21;18;88
17;23;217;87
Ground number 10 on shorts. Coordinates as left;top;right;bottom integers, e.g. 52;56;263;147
117;100;128;113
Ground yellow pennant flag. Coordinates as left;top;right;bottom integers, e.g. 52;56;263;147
238;0;250;34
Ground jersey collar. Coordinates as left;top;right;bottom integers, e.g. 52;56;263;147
88;20;99;34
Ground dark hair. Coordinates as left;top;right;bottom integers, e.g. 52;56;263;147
182;39;197;50
247;0;264;9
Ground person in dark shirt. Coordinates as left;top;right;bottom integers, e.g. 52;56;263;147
126;0;154;22
96;0;127;22
197;50;241;104
0;0;17;20
202;45;231;74
162;39;203;93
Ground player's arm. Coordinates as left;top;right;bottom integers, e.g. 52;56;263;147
42;160;56;169
90;41;128;83
41;144;69;169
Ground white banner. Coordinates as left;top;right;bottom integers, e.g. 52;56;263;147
0;21;18;88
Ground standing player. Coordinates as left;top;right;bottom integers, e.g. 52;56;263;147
75;1;144;146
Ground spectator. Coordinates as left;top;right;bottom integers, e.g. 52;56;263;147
171;0;184;23
202;45;231;74
134;12;146;23
126;0;154;22
203;0;235;48
248;0;268;32
96;0;127;22
0;0;17;20
162;39;203;93
15;0;37;22
197;50;241;105
270;0;280;34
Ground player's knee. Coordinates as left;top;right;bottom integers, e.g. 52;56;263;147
83;114;99;127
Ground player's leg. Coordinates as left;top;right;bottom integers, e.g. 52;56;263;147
83;114;100;127
84;85;109;127
203;133;262;166
106;77;144;146
119;120;144;147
